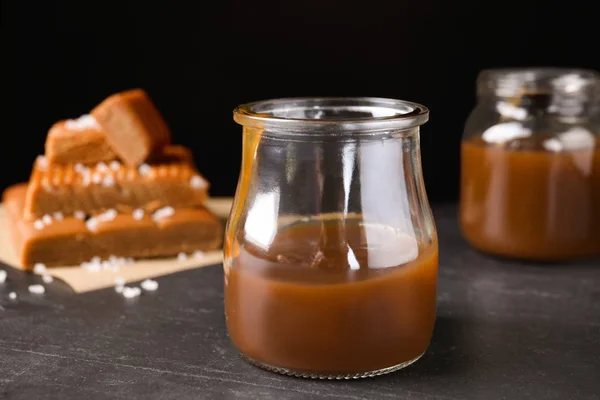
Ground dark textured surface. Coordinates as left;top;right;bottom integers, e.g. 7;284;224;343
0;205;599;399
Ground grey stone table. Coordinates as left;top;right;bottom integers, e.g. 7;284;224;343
0;206;598;399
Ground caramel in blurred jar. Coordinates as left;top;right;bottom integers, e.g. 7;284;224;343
460;68;600;261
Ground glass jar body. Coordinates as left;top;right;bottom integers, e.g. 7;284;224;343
225;99;437;379
460;69;600;261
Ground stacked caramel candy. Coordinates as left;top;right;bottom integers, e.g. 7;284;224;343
3;89;222;269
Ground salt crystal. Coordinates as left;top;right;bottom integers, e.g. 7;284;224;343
74;163;85;173
8;292;16;300
36;155;48;170
177;252;187;261
65;114;100;131
53;212;64;221
34;220;45;230
82;173;91;186
82;257;99;266
106;209;118;220
109;161;121;171
193;251;205;260
115;276;126;286
42;214;53;225
115;286;124;293
102;260;119;272
85;217;98;231
92;173;102;184
152;206;175;222
122;286;141;298
102;175;115;187
132;209;144;220
96;162;108;173
42;274;54;283
0;270;6;283
33;263;47;274
74;210;86;220
141;279;158;291
138;164;151;176
82;262;101;272
28;284;45;294
86;212;111;230
189;175;206;189
98;209;117;222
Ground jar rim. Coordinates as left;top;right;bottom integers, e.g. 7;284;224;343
233;97;429;134
477;67;600;97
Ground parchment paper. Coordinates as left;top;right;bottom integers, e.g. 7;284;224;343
0;197;233;293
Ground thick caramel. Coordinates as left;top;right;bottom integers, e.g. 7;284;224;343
24;146;208;219
225;218;438;376
91;89;172;166
4;184;222;269
46;116;118;164
461;139;600;260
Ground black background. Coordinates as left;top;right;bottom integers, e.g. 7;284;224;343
1;0;598;203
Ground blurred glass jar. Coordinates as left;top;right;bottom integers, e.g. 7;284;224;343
460;68;600;261
225;97;438;379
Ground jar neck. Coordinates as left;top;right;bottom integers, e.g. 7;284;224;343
233;97;429;138
477;92;599;120
476;68;600;120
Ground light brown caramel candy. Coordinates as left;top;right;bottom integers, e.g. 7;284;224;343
91;89;172;166
45;115;117;164
4;184;222;269
23;146;209;219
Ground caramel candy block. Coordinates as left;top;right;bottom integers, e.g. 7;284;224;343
45;115;118;164
23;147;209;219
150;144;193;164
91;89;172;166
4;184;222;269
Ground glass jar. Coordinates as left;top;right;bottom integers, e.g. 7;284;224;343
225;97;438;379
460;68;600;261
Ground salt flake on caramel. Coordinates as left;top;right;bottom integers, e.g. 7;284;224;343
64;114;101;131
152;206;175;222
190;175;207;189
